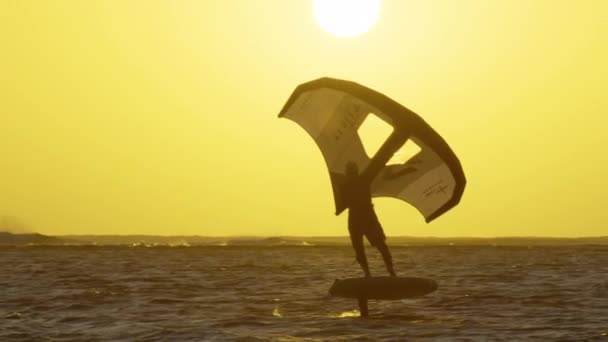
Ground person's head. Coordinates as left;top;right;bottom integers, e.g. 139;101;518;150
345;162;359;176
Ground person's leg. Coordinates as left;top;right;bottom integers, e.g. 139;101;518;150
376;240;396;277
349;231;371;277
367;215;395;277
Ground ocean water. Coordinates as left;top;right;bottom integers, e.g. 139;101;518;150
1;245;607;341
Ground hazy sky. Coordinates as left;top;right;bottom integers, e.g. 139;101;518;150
1;1;606;237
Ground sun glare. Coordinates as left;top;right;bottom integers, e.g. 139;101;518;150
313;0;381;38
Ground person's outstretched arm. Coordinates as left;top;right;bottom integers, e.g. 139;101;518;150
361;131;409;184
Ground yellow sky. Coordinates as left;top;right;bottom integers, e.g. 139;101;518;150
1;1;606;237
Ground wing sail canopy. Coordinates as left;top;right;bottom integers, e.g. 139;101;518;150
279;78;465;223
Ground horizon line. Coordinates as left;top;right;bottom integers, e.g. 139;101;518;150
50;234;608;239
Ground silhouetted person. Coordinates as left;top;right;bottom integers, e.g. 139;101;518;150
342;161;396;278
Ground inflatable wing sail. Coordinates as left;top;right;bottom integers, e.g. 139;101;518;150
279;78;465;223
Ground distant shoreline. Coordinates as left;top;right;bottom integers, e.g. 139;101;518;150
2;232;607;247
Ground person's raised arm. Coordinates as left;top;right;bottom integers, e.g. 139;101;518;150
361;131;409;184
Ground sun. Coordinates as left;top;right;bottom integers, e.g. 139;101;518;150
313;0;381;38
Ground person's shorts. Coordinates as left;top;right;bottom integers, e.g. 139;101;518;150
348;211;386;247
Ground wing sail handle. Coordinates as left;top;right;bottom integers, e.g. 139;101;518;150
279;78;466;223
